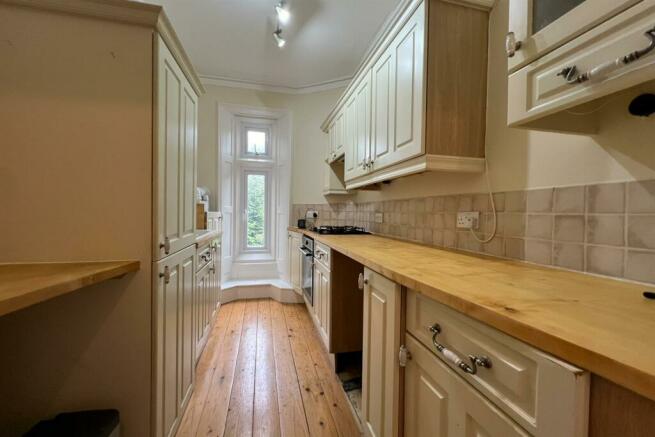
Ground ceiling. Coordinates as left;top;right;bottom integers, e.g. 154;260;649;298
148;0;402;90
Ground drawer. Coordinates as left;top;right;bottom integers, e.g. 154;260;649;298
508;1;655;128
406;290;589;437
314;241;330;270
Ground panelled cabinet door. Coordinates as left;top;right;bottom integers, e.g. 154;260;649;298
371;1;425;173
195;262;212;363
334;110;345;157
289;233;302;292
314;261;330;345
345;71;372;182
155;35;198;260
404;336;530;437
154;245;196;437
344;93;358;181
507;0;641;72
362;268;402;437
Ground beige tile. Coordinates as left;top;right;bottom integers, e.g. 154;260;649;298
526;214;553;240
503;213;526;238
504;238;525;260
492;192;505;212
425;197;434;213
625;250;655;284
553;243;584;271
444;213;457;229
432;230;444;247
504;191;526;212
586;182;625;213
473;194;491;212
422;228;433;245
554;186;585;213
443;230;457;248
628;215;655;249
433;197;445;212
527;188;553;213
586;245;624;277
525;239;552;265
587;215;625;247
457;232;482;253
458;195;473;212
444;196;458;213
483;237;504;257
627;180;655;213
554;215;585;243
432;213;445;229
416;199;426;213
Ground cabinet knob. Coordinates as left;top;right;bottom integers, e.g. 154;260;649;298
505;31;522;58
159;237;171;255
159;265;170;284
358;273;368;290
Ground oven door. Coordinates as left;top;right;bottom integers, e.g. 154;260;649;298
299;246;314;306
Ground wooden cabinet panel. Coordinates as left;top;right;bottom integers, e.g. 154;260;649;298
345;71;372;182
155;36;197;260
371;50;394;168
362;268;402;437
154;245;196;437
344;93;358;180
195;262;211;363
334;110;345;157
288;232;302;292
405;336;530;437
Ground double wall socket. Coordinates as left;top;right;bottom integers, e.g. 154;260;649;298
457;211;480;229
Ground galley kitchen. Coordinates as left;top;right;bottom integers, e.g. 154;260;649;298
2;0;655;436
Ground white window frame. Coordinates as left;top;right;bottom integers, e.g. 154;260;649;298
240;168;272;254
240;120;274;161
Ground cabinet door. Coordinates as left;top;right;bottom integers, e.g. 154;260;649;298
289;233;302;292
507;0;641;72
345;71;372;181
314;261;330;345
312;263;321;319
405;336;530;437
344;93;358;181
155;36;198;260
195;263;211;363
154;245;196;437
334;110;345;158
362;268;402;437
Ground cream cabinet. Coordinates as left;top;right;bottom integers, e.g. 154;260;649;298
507;0;655;132
154;35;198;261
312;258;331;346
404;335;530;437
323;0;490;190
326;110;346;163
288;231;302;292
361;268;402;437
154;245;196;437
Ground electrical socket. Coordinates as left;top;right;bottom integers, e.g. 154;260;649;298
375;212;384;223
457;212;479;229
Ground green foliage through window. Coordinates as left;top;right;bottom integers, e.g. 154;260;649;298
246;174;266;248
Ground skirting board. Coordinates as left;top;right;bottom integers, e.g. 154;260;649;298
220;280;304;304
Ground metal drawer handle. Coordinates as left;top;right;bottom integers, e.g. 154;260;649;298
558;26;655;85
429;324;491;375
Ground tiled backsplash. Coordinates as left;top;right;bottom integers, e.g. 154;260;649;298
292;179;655;285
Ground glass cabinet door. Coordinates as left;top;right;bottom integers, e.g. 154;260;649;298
507;0;642;72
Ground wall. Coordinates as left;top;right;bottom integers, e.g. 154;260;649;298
0;6;153;436
197;84;345;208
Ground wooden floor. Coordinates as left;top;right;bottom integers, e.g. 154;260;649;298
176;299;362;437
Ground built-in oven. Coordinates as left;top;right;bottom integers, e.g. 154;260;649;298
299;235;314;306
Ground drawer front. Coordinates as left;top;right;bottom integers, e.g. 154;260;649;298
406;290;589;437
315;241;331;270
509;1;655;127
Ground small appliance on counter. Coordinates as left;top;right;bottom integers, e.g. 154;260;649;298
297;219;307;229
304;209;319;229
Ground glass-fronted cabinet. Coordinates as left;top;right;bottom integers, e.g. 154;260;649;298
507;0;642;72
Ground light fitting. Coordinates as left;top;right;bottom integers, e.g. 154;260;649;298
275;1;290;24
273;28;286;48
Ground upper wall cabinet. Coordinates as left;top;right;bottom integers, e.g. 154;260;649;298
507;0;655;132
322;0;491;190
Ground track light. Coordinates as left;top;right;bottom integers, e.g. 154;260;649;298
273;28;286;48
275;1;290;24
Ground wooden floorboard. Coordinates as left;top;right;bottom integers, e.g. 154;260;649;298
176;299;361;437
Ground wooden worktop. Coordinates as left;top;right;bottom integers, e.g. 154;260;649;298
0;261;140;317
289;227;655;401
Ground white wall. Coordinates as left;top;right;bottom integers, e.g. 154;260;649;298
355;0;655;202
198;85;345;207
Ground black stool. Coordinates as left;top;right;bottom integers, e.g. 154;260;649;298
25;409;119;437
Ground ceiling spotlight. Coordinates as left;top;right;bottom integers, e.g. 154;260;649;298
275;1;290;24
273;28;286;48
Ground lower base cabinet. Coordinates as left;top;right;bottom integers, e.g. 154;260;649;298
361;268;402;437
404;335;529;437
154;245;196;437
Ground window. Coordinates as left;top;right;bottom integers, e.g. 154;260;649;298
242;125;271;159
246;173;266;249
247;129;267;155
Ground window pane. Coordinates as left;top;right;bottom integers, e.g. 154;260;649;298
247;130;267;155
246;174;266;248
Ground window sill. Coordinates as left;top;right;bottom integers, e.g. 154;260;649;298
235;252;275;263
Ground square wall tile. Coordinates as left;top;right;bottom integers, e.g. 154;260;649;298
586;182;625;213
554;215;585;243
493;192;506;212
432;230;444;247
444;196;458;213
586;215;625;247
553;243;584;271
554;186;585;213
525;239;552;265
627;180;655;213
443;230;457;248
628;215;655;249
458;195;473;212
483;237;504;257
625;250;655;284
526;214;553;240
505;191;527;212
586;245;624;278
505;238;525;260
527;188;554;213
503;213;526;238
473;194;491;212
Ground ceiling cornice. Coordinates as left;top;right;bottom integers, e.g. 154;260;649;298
199;75;351;95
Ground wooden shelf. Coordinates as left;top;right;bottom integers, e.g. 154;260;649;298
0;261;140;317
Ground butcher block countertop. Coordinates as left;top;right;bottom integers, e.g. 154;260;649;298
289;227;655;401
0;261;140;317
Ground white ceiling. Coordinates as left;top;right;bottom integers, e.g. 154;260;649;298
148;0;402;90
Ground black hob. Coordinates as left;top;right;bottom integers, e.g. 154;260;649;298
313;226;370;235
